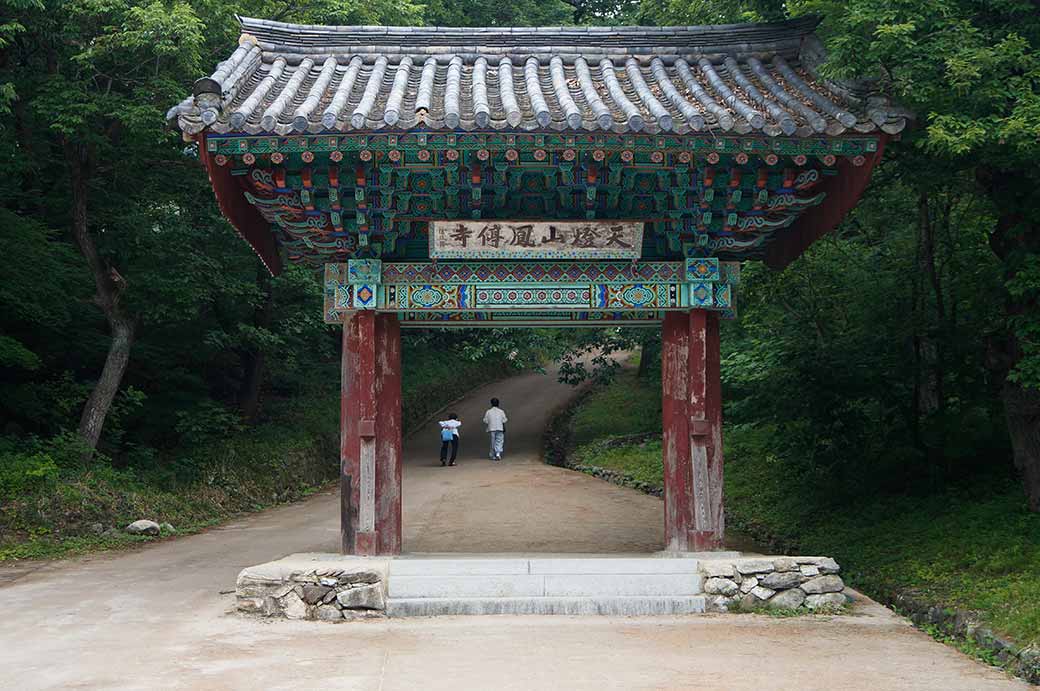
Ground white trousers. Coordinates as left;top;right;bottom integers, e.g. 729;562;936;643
489;431;505;459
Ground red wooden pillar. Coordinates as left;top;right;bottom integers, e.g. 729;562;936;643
341;311;402;555
661;310;725;551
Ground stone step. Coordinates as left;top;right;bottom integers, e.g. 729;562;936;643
389;572;702;598
386;595;708;617
388;556;702;577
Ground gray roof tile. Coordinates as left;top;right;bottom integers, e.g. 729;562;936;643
172;17;906;137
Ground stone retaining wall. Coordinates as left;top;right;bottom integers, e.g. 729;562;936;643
699;556;851;613
236;554;389;621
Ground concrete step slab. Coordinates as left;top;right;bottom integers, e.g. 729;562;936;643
528;557;700;575
389;558;530;577
386;595;708;617
389;574;545;598
542;573;701;597
389;572;702;598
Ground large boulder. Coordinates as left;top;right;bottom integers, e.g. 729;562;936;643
125;520;160;536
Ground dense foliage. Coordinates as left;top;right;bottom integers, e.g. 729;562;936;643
0;0;562;545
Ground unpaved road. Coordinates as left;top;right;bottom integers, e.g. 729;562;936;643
0;367;1028;690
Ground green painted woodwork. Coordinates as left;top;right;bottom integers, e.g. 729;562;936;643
209;131;874;268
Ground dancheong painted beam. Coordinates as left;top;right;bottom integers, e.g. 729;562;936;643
322;259;739;324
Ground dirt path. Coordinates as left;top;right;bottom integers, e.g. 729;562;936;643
402;365;663;553
0;367;1028;690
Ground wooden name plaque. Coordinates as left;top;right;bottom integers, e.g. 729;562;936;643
430;220;643;260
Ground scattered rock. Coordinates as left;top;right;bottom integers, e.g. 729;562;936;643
772;557;799;572
301;585;332;605
805;592;848;610
279;590;309;620
89;523;105;536
759;571;802;590
125;520;160;536
102;527;121;538
739;576;758;594
750;585;775;601
336;583;385;610
735;559;774;575
321;589;339;605
704;577;739;596
159;522;176;534
799;565;820;577
316;605;343;622
701;562;735;578
319;577;339;587
769;588;807;610
802;575;845;595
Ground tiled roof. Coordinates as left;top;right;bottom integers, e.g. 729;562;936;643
169;17;908;137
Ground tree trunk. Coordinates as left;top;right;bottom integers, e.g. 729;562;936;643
637;331;661;380
981;172;1040;510
66;141;135;454
1004;381;1040;511
239;260;273;422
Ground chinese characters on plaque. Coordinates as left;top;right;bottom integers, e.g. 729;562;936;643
430;221;643;259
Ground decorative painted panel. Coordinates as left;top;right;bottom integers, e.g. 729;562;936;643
474;286;592;309
380;261;682;285
322;259;738;324
397;311;666;328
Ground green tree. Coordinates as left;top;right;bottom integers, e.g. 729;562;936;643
785;0;1040;507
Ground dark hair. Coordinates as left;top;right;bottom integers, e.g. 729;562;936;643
491;398;500;407
449;413;458;420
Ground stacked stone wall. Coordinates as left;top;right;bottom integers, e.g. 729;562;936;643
700;557;851;612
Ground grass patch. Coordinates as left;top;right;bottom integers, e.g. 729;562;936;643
564;367;1040;648
569;368;660;446
572;439;664;487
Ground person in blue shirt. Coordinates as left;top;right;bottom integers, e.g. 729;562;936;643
438;413;461;467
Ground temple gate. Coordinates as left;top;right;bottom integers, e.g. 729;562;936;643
169;16;906;555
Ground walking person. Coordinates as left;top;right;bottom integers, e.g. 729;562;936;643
483;398;508;461
438;413;461;466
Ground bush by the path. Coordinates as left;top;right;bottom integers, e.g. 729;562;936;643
565;368;1040;648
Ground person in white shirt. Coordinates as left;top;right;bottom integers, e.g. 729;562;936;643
482;398;508;461
438;413;461;467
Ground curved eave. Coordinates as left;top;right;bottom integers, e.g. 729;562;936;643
764;135;888;269
198;133;283;275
